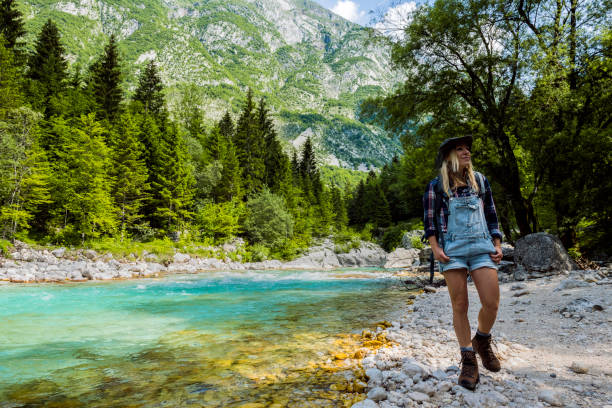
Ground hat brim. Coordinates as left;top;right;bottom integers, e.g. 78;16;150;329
435;135;473;168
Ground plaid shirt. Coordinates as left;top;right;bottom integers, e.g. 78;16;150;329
423;175;502;243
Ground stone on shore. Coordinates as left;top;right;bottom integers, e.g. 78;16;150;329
514;232;576;277
383;248;419;268
351;400;379;408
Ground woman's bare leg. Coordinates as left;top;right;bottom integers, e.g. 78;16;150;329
443;269;471;347
470;267;500;334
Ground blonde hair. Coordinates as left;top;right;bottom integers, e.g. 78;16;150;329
440;149;479;196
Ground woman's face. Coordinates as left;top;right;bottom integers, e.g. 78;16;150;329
455;144;471;168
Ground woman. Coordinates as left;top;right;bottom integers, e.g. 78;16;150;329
422;135;503;390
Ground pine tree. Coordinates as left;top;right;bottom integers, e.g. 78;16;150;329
217;139;242;202
90;34;123;122
258;98;288;194
27;19;68;116
218;111;234;140
110;112;150;239
0;38;23;117
0;0;26;52
0;107;51;239
51;113;117;243
204;126;226;162
299;136;322;202
133;60;165;119
149;121;194;233
348;180;366;225
234;89;265;195
138;114;162;172
330;185;348;229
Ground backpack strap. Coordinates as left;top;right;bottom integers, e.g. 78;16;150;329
473;171;486;199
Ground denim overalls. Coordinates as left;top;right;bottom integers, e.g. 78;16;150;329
439;189;498;273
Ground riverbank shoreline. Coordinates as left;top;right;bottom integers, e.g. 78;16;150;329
0;238;400;284
352;268;612;408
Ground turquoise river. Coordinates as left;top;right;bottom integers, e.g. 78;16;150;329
0;268;411;407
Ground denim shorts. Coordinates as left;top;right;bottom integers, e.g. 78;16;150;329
439;252;499;274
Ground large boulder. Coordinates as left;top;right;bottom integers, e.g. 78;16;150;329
384;248;419;268
514;233;576;277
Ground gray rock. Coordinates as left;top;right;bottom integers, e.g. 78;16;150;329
437;381;453;392
555;278;591;291
367;387;387;402
538;389;562;406
512;289;530;297
423;286;437;293
173;253;191;263
402;362;425;377
514;232;576;277
351;400;379;408
501;244;514;261
83;249;98;260
513;264;527;281
384;247;419;268
432;369;447;381
406;391;429;402
412;381;435;396
365;368;383;385
561;298;604;316
51;247;66;258
511;283;527;291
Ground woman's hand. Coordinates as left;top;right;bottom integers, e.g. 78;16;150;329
432;246;450;263
490;245;503;264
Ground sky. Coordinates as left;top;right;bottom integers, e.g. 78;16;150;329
313;0;418;32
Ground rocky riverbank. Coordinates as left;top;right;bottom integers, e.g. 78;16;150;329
351;267;612;408
0;238;391;283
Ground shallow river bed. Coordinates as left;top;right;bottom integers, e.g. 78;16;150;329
0;268;411;407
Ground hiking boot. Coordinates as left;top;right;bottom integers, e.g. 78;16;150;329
472;332;501;372
458;350;479;390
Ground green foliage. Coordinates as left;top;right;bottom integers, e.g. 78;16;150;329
110;112;150;239
410;235;423;250
243;188;294;248
0;0;26;51
133;60;165;118
0;238;13;256
194;200;243;241
0;37;23;116
26;19;67;116
380;224;407;252
234;89;265;195
90;34;123;122
0;107;50;239
49;114;117;243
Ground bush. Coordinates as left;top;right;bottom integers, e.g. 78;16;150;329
410;235;424;250
0;239;13;257
381;224;408;252
243;189;294;248
194;200;243;241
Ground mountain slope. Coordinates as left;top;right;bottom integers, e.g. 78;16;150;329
19;0;403;168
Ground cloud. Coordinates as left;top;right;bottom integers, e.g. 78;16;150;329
373;1;416;40
331;0;366;23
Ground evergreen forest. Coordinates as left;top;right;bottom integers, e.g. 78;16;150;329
0;0;610;260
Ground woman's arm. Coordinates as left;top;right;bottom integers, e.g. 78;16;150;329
482;175;503;262
482;176;503;242
423;180;450;262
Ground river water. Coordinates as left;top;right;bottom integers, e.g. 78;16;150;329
0;268;410;407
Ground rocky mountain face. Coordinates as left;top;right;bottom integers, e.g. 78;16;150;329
20;0;403;168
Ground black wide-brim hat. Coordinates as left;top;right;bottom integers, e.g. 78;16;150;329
435;135;473;169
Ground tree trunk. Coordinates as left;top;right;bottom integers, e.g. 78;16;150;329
492;128;533;236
